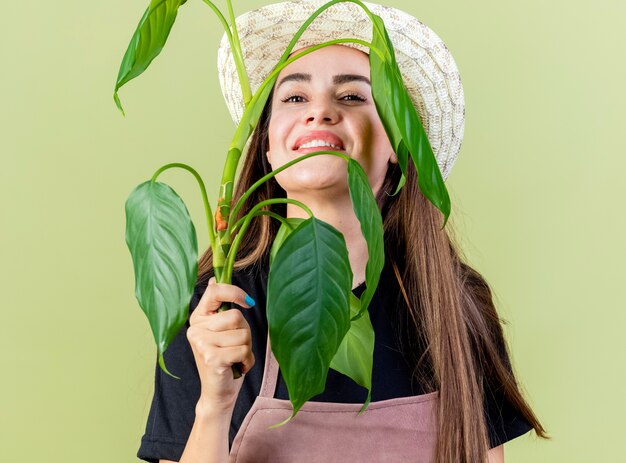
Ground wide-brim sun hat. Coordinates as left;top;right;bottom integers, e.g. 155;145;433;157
217;0;464;181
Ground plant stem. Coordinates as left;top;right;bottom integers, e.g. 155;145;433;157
199;0;250;105
199;0;232;43
230;210;291;236
277;0;381;66
150;163;216;251
228;150;349;231
223;198;313;281
265;38;385;79
226;0;252;106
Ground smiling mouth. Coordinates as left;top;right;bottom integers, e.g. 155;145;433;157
295;140;344;151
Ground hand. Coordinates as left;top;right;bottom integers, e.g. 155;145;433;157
186;277;256;413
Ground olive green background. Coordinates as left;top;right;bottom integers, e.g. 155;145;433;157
1;0;624;461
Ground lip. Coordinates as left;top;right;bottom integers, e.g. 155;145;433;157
292;130;345;152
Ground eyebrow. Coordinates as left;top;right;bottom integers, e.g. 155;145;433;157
276;72;371;89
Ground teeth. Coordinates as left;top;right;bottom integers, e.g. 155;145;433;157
297;139;342;150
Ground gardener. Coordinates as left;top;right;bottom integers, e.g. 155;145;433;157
137;1;545;462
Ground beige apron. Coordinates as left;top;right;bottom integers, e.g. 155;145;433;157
229;333;439;462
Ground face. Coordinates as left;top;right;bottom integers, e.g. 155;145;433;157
266;44;396;198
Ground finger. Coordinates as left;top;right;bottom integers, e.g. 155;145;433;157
241;350;256;375
204;328;251;348
187;323;248;351
219;345;254;375
191;307;249;332
209;345;252;371
193;277;256;317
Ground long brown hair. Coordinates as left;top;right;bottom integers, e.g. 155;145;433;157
198;88;547;461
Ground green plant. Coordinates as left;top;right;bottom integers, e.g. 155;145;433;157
117;0;450;424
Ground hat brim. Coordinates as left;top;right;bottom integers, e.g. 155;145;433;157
217;0;464;180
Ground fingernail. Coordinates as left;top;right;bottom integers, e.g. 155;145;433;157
245;295;256;307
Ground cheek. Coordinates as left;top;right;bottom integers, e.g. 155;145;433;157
372;117;392;150
267;118;280;151
267;114;291;164
355;117;394;188
354;110;389;144
371;125;394;174
352;115;393;161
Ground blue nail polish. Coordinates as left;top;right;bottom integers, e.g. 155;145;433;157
245;295;256;307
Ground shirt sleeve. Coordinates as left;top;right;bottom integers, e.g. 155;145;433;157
483;336;534;448
484;379;534;448
137;283;207;463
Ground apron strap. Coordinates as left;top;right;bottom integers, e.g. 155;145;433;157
259;330;280;398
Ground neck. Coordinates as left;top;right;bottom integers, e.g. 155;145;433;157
286;191;367;290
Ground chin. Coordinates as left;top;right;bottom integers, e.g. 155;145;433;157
276;171;348;195
275;159;347;189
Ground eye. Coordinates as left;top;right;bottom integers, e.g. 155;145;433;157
340;92;367;103
280;94;306;103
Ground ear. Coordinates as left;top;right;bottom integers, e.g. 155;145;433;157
266;150;272;165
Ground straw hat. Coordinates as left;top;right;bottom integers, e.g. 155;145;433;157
217;0;464;181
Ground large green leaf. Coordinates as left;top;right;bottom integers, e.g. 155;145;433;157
369;15;398;145
125;180;198;378
330;292;374;413
347;159;384;318
269;217;305;266
370;15;407;196
386;59;451;226
114;0;188;115
369;15;451;225
267;217;352;422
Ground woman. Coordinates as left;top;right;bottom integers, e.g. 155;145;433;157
137;2;546;462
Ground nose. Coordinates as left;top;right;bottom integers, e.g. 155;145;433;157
305;99;340;125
